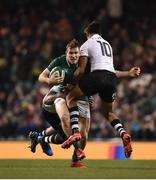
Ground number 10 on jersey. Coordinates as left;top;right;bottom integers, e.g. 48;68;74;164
97;41;112;57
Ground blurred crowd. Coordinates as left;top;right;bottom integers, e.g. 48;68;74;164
0;0;156;140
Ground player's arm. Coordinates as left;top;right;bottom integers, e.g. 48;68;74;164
71;56;88;84
39;68;64;85
116;67;140;78
72;42;89;83
76;56;88;77
38;68;51;84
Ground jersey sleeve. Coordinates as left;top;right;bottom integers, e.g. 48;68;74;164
80;41;89;57
47;57;62;71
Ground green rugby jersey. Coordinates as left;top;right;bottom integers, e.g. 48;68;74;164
47;55;88;102
48;55;77;85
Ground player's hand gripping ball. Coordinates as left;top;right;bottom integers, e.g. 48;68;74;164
49;66;65;85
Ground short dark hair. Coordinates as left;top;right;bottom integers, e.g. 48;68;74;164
84;21;101;35
66;39;79;49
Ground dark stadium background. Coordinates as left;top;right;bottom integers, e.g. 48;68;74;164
0;0;155;142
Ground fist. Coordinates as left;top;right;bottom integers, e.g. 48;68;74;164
129;67;141;77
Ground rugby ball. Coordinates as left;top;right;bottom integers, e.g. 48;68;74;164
49;66;65;78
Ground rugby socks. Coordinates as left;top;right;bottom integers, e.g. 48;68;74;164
39;130;46;137
42;133;81;149
111;119;126;138
44;133;64;144
69;106;80;134
69;106;81;149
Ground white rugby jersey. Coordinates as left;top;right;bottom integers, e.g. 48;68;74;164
80;34;115;73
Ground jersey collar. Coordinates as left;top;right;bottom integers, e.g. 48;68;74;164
90;34;101;39
66;57;70;67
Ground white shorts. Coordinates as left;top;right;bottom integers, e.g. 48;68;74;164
42;97;90;119
77;100;90;119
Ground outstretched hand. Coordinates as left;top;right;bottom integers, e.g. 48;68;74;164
129;67;141;77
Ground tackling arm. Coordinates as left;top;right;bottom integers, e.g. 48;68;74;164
72;56;88;84
116;67;140;78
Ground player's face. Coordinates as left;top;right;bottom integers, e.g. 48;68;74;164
66;47;80;64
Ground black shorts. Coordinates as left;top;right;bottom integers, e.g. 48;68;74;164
42;108;61;129
79;70;117;103
42;108;67;140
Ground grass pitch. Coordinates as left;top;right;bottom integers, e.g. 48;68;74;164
0;159;155;179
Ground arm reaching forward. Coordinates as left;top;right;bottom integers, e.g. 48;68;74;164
116;67;140;78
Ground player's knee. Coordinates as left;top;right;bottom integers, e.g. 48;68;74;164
44;95;53;105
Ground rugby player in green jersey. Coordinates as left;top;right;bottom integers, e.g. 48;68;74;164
38;40;85;145
29;39;88;167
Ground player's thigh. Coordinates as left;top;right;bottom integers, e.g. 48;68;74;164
43;91;57;105
44;88;65;105
66;85;84;107
54;98;70;127
79;74;98;96
98;71;117;103
99;86;116;104
42;98;56;114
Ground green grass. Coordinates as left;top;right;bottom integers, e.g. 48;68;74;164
0;160;156;179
